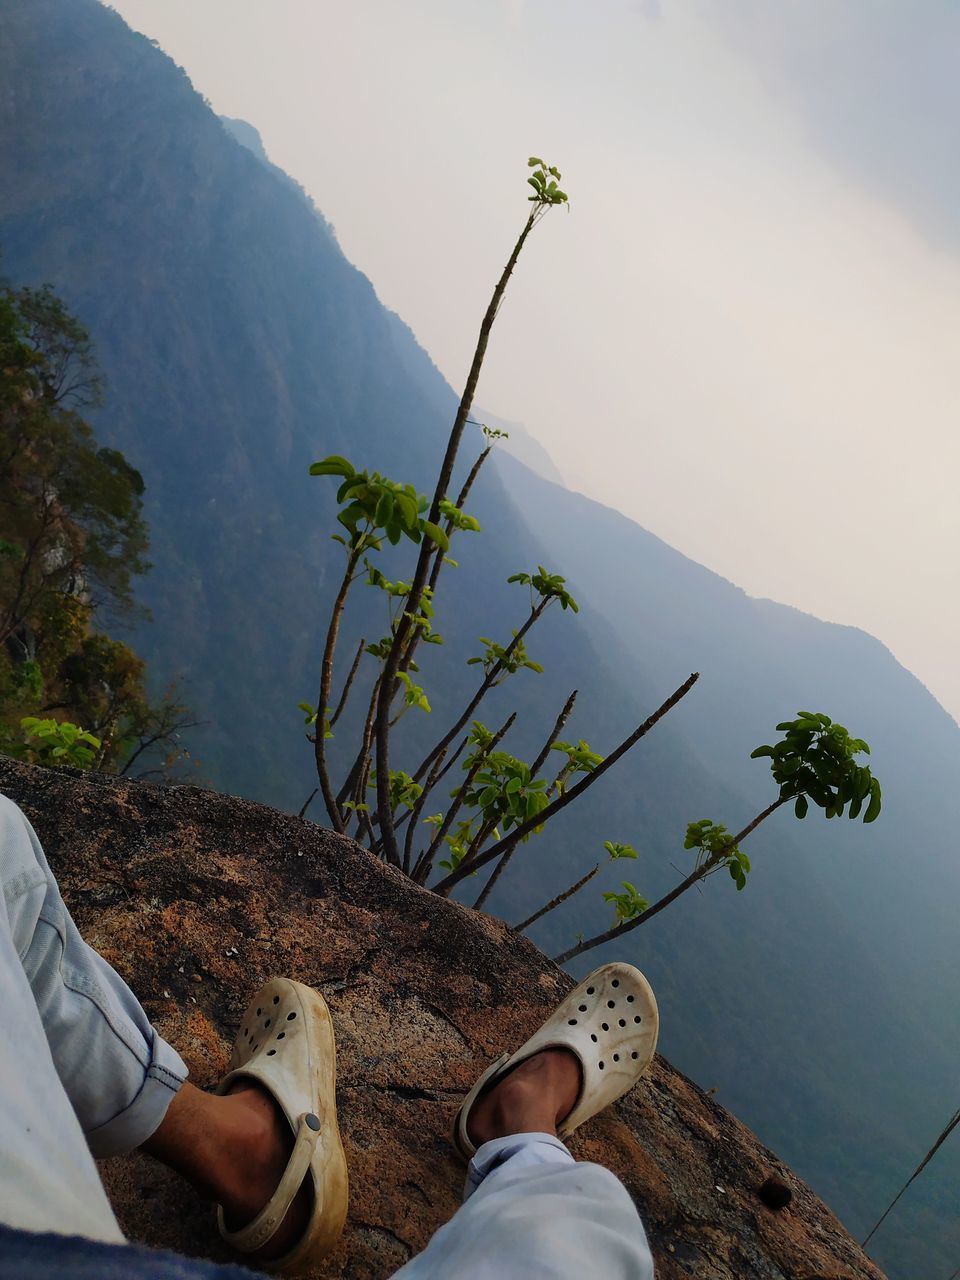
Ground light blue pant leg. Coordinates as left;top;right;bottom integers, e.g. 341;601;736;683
393;1133;656;1280
0;794;188;1242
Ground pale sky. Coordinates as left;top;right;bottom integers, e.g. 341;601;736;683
108;0;960;722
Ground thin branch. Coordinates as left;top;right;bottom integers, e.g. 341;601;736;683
117;717;201;776
512;864;600;933
552;794;786;965
314;549;362;832
422;446;492;603
530;689;578;776
862;1107;960;1249
375;207;542;867
472;691;578;911
411;712;516;885
401;447;494;680
298;789;318;820
403;746;447;874
411;599;548;785
434;672;700;895
329;636;365;729
336;673;381;807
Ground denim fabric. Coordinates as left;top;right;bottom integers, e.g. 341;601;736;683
0;1226;265;1279
0;794;656;1278
394;1132;656;1279
0;793;187;1242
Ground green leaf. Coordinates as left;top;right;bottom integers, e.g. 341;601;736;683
394;492;419;528
309;455;355;477
794;794;808;819
422;521;450;552
374;491;394;528
864;779;882;823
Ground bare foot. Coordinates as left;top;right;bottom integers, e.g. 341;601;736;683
467;1048;582;1148
218;1081;313;1261
143;1079;311;1263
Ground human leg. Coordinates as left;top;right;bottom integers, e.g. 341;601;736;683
0;796;127;1242
0;796;333;1266
1;794;188;1158
391;966;658;1280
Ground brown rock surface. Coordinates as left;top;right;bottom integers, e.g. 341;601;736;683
0;759;886;1279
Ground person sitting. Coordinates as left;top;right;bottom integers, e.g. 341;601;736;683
0;792;658;1278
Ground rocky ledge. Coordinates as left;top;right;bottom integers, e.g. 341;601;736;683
0;759;886;1280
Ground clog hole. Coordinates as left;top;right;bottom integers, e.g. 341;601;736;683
598;1061;605;1070
586;987;595;995
612;979;620;988
590;1034;598;1043
601;1022;609;1031
626;995;635;1003
264;1019;271;1028
256;1008;261;1016
267;1049;276;1056
287;1012;297;1021
634;1016;642;1024
273;996;280;1005
277;1032;285;1040
613;1054;620;1062
618;1019;626;1028
568;1018;577;1026
578;1004;587;1012
631;1052;639;1060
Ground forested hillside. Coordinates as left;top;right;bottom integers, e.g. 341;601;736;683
1;3;957;1274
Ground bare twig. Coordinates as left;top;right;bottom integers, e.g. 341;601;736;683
423;446;492;602
412;712;516;885
552;794;786;965
404;447;494;677
298;788;318;820
434;673;700;895
375;207;543;867
512;864;600;933
862;1106;960;1249
403;747;448;874
336;673;381;808
315;548;362;832
329;636;365;729
472;691;577;911
411;599;548;786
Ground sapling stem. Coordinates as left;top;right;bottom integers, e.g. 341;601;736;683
314;547;362;832
329;637;365;729
512;863;600;933
412;711;516;884
552;795;787;964
473;690;577;910
402;747;448;873
433;672;699;895
374;206;545;867
411;598;548;785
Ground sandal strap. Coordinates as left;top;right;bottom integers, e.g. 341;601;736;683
217;1111;322;1253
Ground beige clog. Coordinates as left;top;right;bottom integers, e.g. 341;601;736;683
454;961;659;1159
215;978;348;1274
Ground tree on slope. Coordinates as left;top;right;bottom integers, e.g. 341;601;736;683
0;279;194;774
298;158;882;951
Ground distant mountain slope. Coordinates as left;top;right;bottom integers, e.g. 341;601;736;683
1;4;957;1275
